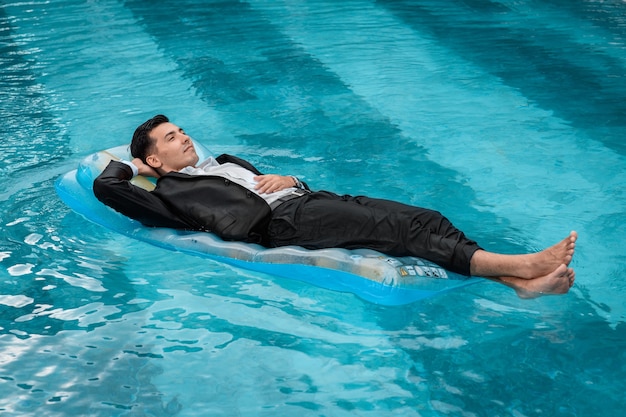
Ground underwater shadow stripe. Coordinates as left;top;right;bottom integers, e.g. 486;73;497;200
378;0;626;154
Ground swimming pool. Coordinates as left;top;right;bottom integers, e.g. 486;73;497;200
1;0;625;415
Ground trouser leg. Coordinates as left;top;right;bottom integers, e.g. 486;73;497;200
268;191;481;275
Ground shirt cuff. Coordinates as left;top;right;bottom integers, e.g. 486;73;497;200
120;160;139;177
291;176;305;190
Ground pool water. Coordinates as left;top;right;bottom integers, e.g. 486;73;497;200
1;0;625;415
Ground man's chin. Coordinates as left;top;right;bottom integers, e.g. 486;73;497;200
184;146;199;161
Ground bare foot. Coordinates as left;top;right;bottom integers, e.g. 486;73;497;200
511;264;576;299
520;231;577;279
470;231;577;279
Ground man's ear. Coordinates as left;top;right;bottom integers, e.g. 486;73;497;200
146;154;162;169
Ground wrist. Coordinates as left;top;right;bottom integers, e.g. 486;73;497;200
290;176;303;189
120;160;139;177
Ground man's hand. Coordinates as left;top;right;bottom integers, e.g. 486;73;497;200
254;174;296;194
132;158;161;178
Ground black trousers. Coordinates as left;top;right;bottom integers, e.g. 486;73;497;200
267;191;481;276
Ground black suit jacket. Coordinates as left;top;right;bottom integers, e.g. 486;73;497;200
93;154;274;244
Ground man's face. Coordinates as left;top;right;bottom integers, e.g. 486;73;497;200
146;122;199;172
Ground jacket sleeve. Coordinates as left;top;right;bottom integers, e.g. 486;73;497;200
93;161;190;229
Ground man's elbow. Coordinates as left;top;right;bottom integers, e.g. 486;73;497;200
92;176;110;203
92;174;126;207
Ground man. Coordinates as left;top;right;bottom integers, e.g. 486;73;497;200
94;115;577;299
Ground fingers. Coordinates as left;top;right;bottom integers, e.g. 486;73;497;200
132;158;160;177
254;175;292;194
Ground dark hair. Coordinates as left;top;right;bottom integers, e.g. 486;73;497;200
130;114;169;163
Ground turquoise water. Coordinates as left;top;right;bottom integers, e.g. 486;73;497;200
1;0;625;415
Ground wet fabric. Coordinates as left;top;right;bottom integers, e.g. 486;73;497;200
268;191;481;275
